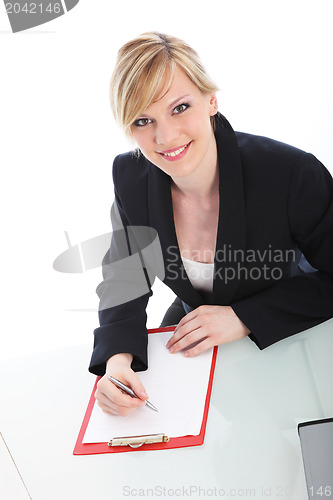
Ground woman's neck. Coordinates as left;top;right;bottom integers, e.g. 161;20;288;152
171;140;219;201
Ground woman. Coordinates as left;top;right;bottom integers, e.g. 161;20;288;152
90;32;333;416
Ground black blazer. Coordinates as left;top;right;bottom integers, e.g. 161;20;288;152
89;113;333;375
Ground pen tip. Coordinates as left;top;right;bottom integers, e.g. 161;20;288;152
146;401;158;411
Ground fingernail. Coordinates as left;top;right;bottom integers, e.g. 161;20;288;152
169;347;174;354
141;391;148;397
184;351;189;357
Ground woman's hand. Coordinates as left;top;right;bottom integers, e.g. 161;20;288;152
94;353;148;416
166;305;250;357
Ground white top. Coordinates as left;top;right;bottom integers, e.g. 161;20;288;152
181;256;214;293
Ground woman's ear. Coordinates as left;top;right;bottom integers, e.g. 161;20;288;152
209;94;218;116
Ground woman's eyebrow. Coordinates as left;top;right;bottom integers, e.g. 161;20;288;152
137;94;192;120
167;94;191;111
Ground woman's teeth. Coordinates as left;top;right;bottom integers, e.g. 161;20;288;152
162;144;189;157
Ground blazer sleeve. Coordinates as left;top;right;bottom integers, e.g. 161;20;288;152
231;152;333;349
89;156;152;375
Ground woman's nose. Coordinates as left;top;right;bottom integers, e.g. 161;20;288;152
154;118;178;146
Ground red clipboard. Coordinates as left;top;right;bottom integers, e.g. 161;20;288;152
74;326;217;455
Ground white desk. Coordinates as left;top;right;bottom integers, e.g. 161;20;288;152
0;320;332;500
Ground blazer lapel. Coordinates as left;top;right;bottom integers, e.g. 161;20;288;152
147;161;204;307
213;114;246;305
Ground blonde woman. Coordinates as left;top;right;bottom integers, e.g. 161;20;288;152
90;32;333;416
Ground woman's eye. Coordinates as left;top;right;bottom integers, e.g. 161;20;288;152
173;103;189;114
133;118;152;127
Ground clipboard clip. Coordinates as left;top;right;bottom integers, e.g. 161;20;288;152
108;433;169;448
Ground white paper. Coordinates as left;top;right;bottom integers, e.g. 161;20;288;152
83;332;214;443
0;433;31;500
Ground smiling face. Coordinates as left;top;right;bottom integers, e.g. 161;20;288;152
130;66;218;181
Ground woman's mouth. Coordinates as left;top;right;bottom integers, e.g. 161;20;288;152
158;142;192;161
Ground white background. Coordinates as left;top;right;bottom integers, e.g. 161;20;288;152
0;0;332;361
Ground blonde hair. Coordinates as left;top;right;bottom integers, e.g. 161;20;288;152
110;32;219;137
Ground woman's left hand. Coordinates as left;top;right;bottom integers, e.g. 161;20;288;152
166;305;250;357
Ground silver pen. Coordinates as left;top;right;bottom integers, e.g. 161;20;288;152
108;376;158;412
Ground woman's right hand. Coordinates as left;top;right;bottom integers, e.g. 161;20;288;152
94;353;148;416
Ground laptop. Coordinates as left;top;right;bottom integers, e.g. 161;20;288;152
298;418;333;499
